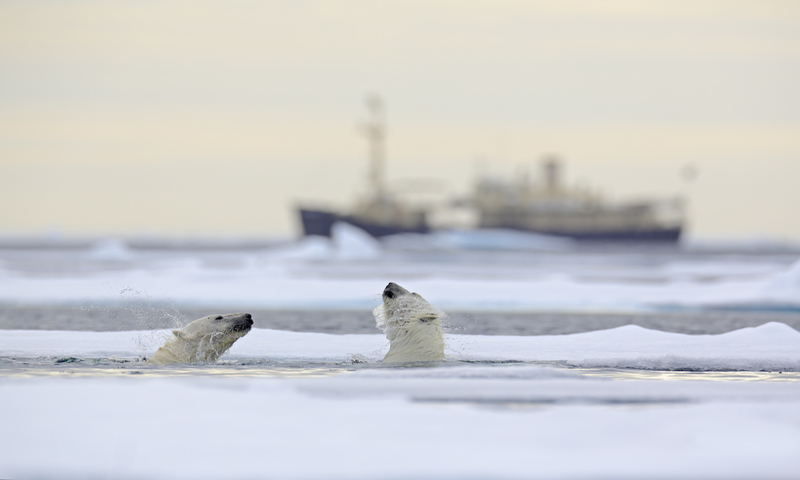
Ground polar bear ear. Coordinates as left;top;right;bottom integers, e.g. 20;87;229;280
172;329;186;339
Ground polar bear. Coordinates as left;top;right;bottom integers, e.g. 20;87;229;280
147;313;253;364
373;282;445;363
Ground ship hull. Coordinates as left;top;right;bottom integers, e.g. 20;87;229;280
498;226;682;242
299;208;430;238
299;209;339;237
301;208;680;242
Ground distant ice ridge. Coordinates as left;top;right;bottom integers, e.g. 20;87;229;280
383;229;576;251
88;238;133;261
268;222;381;261
684;235;800;252
2;322;799;371
0;227;798;310
767;258;800;292
1;258;799;310
270;225;575;259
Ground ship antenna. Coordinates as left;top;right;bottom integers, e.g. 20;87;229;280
363;94;386;200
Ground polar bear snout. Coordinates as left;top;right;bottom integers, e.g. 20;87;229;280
383;282;410;300
228;313;254;332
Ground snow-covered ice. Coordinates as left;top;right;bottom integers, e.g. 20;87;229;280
3;322;800;372
2;232;800;479
3;374;800;480
2;325;800;479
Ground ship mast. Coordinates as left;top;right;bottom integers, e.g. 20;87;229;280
363;95;386;200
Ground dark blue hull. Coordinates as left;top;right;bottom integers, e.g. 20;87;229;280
299;209;339;237
501;226;682;242
299;208;430;238
299;208;680;242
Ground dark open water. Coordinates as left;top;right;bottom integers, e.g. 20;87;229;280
2;304;799;335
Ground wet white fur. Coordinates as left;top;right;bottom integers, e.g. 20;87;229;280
374;287;445;363
147;313;251;365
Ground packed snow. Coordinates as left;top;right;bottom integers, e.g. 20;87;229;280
2;328;800;480
3;323;800;478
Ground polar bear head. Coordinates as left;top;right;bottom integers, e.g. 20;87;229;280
148;312;254;364
374;282;445;363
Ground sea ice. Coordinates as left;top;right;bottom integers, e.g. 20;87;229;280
2;322;799;371
1;366;799;479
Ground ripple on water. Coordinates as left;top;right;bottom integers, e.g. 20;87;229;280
1;356;799;382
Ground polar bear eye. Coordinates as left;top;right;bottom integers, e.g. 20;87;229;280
385;291;394;299
215;316;223;321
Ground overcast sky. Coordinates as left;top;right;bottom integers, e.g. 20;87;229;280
1;1;799;239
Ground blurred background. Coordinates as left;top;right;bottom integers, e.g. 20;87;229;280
1;0;799;241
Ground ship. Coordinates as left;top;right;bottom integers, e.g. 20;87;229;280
298;98;685;243
298;95;431;238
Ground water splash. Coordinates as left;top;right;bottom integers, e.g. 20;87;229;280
78;283;188;355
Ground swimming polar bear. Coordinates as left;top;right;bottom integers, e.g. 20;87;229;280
374;282;445;363
147;313;253;364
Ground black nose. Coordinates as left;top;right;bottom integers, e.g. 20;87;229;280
383;283;397;299
244;313;253;325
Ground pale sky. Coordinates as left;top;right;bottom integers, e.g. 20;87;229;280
1;1;799;239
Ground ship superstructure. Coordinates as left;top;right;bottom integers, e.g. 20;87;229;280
472;158;684;241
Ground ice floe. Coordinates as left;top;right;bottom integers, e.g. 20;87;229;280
2;322;799;371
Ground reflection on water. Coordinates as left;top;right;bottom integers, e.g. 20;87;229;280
575;367;800;382
3;356;799;382
0;357;356;378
